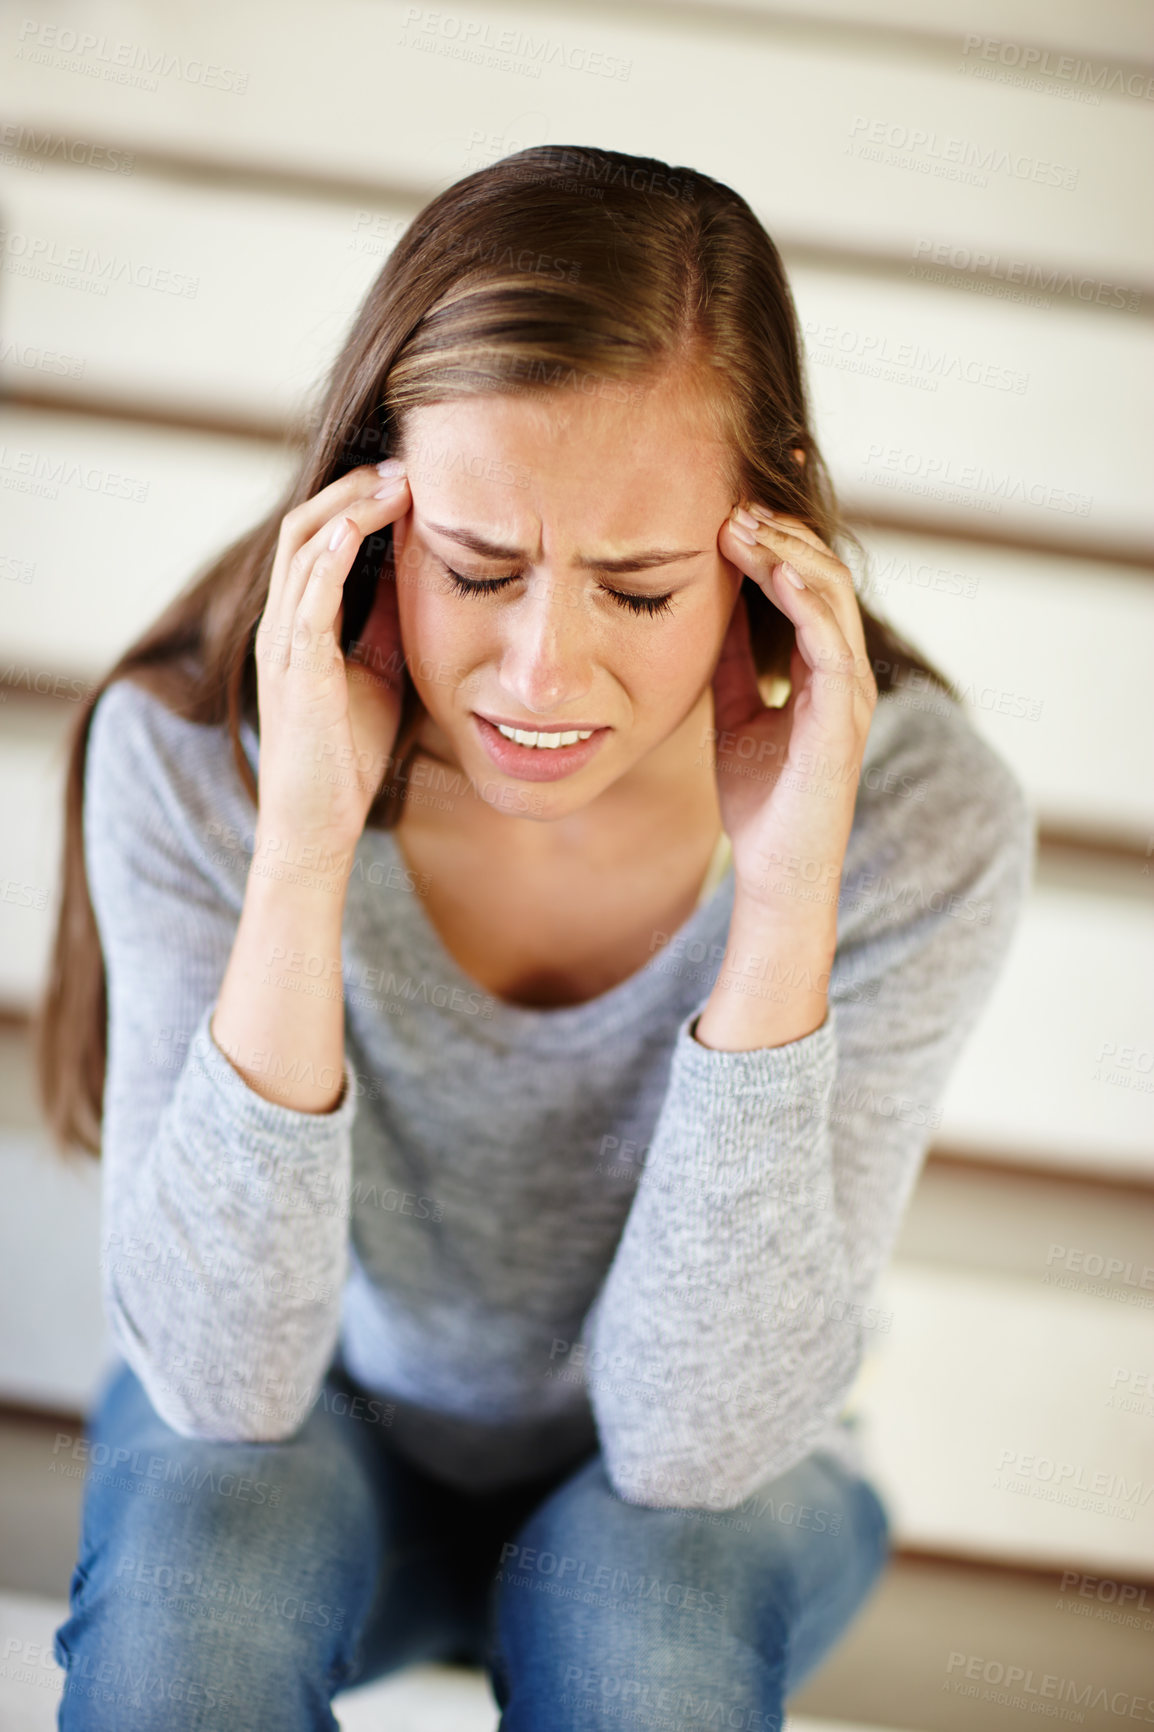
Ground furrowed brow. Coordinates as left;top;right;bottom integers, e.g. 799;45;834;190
425;521;705;575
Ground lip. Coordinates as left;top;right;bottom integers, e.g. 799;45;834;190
478;712;607;733
472;713;610;783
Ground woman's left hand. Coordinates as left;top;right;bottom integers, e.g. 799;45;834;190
711;505;878;929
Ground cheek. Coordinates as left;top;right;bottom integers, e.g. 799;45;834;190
613;620;714;721
645;583;735;690
395;548;489;709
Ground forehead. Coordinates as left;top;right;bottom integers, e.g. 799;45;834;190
398;369;733;540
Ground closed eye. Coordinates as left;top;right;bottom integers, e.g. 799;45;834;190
440;562;674;618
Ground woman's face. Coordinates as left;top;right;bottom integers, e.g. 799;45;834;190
391;365;744;823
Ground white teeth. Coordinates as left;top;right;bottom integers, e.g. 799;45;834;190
494;724;595;748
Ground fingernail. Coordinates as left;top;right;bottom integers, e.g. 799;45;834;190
376;458;406;478
732;506;759;531
780;562;806;589
729;521;757;545
329;518;350;551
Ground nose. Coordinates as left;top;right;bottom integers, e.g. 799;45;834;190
497;573;595;717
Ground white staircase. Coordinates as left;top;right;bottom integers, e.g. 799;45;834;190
0;0;1150;1726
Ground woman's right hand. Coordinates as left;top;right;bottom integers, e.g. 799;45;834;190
253;460;413;850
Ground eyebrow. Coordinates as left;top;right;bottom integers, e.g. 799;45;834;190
424;521;706;575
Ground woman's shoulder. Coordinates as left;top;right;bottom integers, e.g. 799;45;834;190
700;685;1032;932
845;683;1035;925
85;672;256;888
863;682;1030;835
89;671;236;793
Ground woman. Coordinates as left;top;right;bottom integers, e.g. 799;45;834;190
38;145;1033;1728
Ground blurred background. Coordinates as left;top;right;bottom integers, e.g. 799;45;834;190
0;1;1151;1727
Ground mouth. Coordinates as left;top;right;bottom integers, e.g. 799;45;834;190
472;712;611;782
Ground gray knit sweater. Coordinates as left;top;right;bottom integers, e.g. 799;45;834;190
84;673;1033;1510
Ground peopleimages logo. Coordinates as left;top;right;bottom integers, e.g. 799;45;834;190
397;8;632;82
944;1650;1154;1722
846;116;1079;189
802;317;1028;394
959;34;1154;103
858;444;1093;517
14;19;249;92
910;238;1141;310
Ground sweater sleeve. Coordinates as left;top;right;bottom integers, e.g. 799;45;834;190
84;679;359;1442
582;702;1036;1509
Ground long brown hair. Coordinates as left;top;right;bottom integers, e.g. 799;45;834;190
34;143;958;1157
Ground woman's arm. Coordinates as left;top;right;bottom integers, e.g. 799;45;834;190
210;835;352;1116
88;462;413;1439
87;678;360;1443
580;702;1035;1511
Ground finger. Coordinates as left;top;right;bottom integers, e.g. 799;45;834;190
293;498;404;658
742;505;830;556
731;511;848;588
277;462;404;562
265;466;407;631
710;587;763;737
720;519;868;703
787;594;877;724
280;479;410;629
259;513;358;675
774;585;867;721
723;514;869;674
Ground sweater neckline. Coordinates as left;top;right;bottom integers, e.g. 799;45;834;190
252;691;913;1049
364;824;734;1048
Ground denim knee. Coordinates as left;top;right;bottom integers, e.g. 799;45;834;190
488;1448;890;1728
489;1455;793;1725
54;1363;378;1730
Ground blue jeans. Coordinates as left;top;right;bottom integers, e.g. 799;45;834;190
54;1356;891;1729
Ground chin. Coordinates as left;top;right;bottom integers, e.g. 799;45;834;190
473;766;592;822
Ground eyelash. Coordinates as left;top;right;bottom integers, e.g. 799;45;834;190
440;563;675;618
